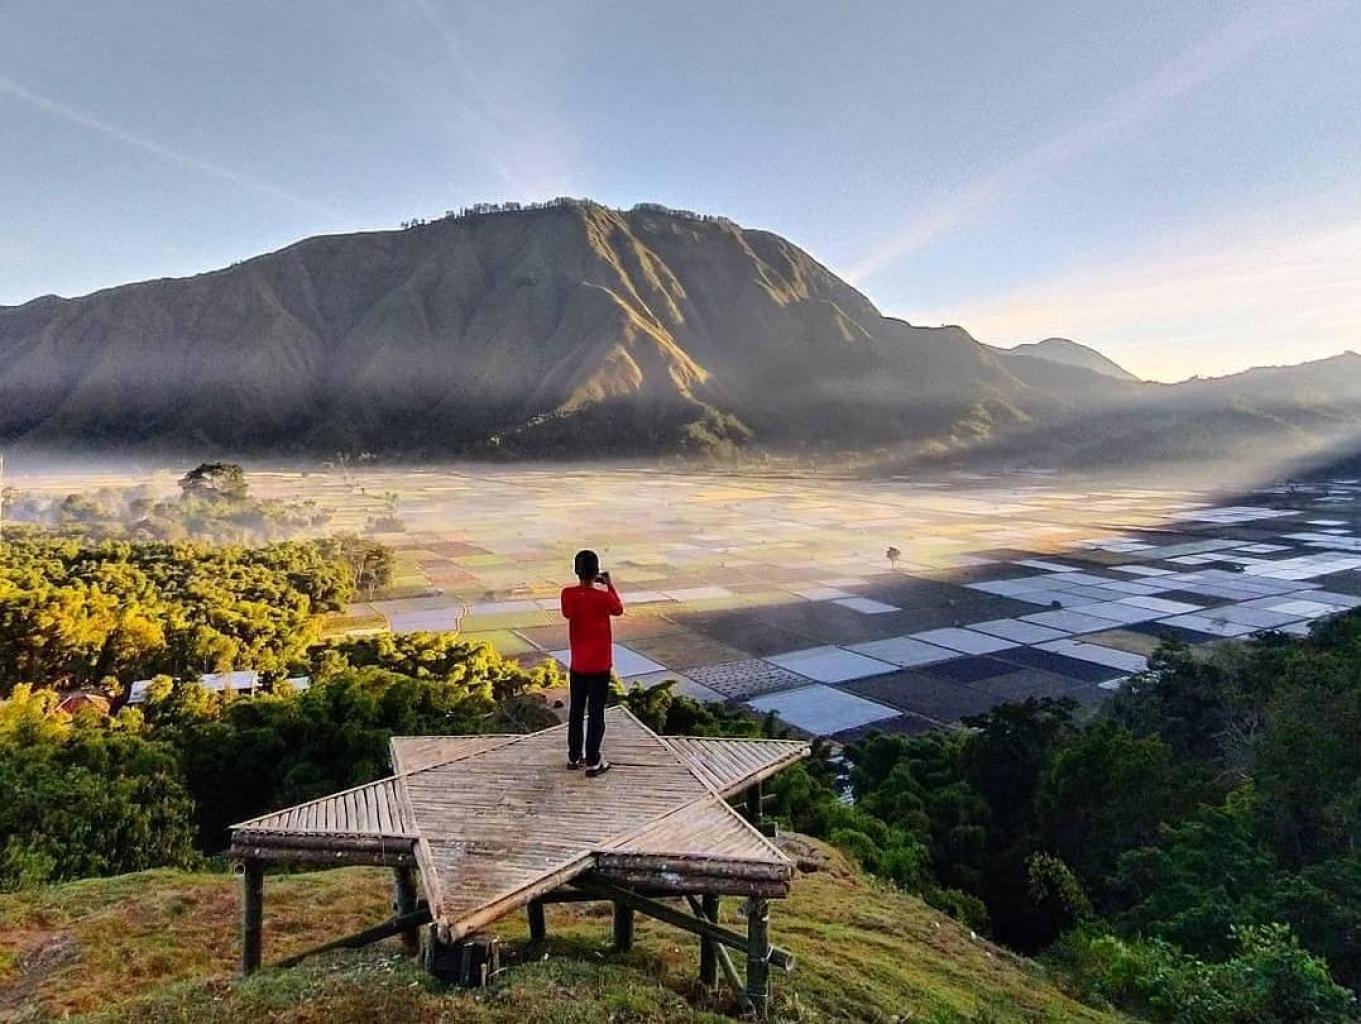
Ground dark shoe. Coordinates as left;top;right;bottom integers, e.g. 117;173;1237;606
585;760;612;778
567;759;582;770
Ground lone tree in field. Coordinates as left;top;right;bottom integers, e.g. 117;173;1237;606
179;463;248;502
328;535;393;600
886;546;901;569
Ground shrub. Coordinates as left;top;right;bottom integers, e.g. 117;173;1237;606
1055;922;1356;1023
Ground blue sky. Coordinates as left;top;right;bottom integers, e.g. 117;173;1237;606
2;0;1358;381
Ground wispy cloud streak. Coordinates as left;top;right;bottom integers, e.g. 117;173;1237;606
0;73;331;217
406;0;575;198
847;1;1335;282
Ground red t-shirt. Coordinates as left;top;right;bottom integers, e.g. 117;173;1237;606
560;583;624;673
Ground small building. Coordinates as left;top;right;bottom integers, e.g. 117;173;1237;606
199;670;261;696
55;692;111;717
126;670;261;705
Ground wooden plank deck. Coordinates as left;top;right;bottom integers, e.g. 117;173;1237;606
234;776;417;840
389;734;521;774
403;710;718;937
663;736;808;795
230;707;810;940
607;797;784;866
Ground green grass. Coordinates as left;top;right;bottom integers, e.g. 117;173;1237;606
0;840;1133;1023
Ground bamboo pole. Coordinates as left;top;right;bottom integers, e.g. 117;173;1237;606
612;901;635;952
593;852;788;880
744;781;764;826
275;907;434;969
590;868;788;898
239;859;264;976
232;833;417;854
699;895;719;989
576;878;791;972
527;899;546;943
685;895;749;1012
393;866;421;956
228;845;417;868
746;897;771;1019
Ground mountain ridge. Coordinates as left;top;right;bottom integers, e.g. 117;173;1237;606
1002;337;1140;382
1;198;1357;471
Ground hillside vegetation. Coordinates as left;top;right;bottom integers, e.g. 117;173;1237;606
0;844;1127;1024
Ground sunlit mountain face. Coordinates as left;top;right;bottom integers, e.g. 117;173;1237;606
3;199;1360;477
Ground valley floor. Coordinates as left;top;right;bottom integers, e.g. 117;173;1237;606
13;462;1361;742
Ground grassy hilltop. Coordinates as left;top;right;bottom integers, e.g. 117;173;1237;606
0;839;1125;1024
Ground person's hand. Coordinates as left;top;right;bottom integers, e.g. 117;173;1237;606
598;571;612;586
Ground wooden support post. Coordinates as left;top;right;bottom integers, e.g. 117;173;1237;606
744;780;763;826
746;897;771;1019
527;899;546;943
743;780;779;837
685;896;750;1013
612;900;635;952
699;894;720;989
239;859;264;977
393;866;421;956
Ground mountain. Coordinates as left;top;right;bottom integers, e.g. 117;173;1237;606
0;843;1123;1023
1003;337;1139;382
0;198;1356;471
0;199;1135;457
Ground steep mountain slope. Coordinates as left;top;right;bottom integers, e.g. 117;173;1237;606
0;198;1356;469
1003;337;1140;382
0;200;1139;457
0;846;1127;1023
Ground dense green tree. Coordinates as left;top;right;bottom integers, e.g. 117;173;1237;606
1037;721;1201;898
179;462;249;502
0;687;198;889
959;699;1080;948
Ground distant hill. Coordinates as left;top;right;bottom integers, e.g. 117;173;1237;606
0;198;1356;471
0;844;1123;1023
1004;337;1139;382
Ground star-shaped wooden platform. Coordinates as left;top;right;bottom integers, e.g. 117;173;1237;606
232;707;809;940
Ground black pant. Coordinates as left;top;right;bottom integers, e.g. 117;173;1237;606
568;670;610;766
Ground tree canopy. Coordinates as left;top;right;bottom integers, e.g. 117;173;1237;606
0;531;353;696
775;620;1361;1019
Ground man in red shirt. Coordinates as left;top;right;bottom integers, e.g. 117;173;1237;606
561;549;624;776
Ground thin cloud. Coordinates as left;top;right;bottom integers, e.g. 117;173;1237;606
0;73;332;218
846;1;1335;283
944;205;1361;382
406;0;575;198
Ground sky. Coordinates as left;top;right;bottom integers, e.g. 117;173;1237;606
1;1;1358;382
